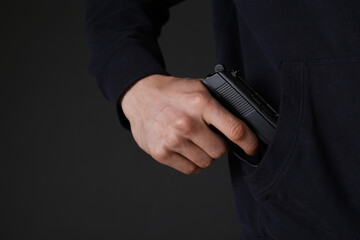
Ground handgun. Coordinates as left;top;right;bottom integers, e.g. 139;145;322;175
202;64;278;166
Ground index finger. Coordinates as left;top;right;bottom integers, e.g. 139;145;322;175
202;99;259;156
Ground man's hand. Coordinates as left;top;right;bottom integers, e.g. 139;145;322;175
121;74;259;175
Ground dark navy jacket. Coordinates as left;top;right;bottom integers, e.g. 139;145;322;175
86;0;360;239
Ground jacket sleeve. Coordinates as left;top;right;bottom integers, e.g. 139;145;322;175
85;0;185;129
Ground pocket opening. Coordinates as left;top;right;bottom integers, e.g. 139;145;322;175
242;61;305;199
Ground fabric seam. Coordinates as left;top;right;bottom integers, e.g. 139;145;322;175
216;2;236;57
254;62;305;198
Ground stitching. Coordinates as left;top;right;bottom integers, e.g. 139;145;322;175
254;63;305;198
309;56;360;65
281;55;360;65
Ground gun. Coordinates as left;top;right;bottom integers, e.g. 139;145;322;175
202;64;278;166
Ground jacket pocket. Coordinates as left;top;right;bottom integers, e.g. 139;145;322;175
251;56;360;239
234;61;305;199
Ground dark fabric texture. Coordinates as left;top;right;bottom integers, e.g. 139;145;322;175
86;0;360;239
85;0;184;129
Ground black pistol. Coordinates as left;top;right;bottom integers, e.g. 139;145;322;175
202;64;278;167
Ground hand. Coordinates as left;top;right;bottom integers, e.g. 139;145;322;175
120;74;259;175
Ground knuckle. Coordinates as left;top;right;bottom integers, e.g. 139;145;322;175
173;115;194;133
151;147;168;162
199;158;213;168
182;165;197;175
188;92;211;108
229;121;246;141
211;147;228;159
164;133;182;149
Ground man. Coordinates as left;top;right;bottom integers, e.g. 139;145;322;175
86;0;360;239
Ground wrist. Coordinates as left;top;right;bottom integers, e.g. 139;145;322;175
119;74;166;121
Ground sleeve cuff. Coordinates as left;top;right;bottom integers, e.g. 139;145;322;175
99;43;170;130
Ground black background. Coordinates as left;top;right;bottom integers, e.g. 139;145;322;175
0;1;242;239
